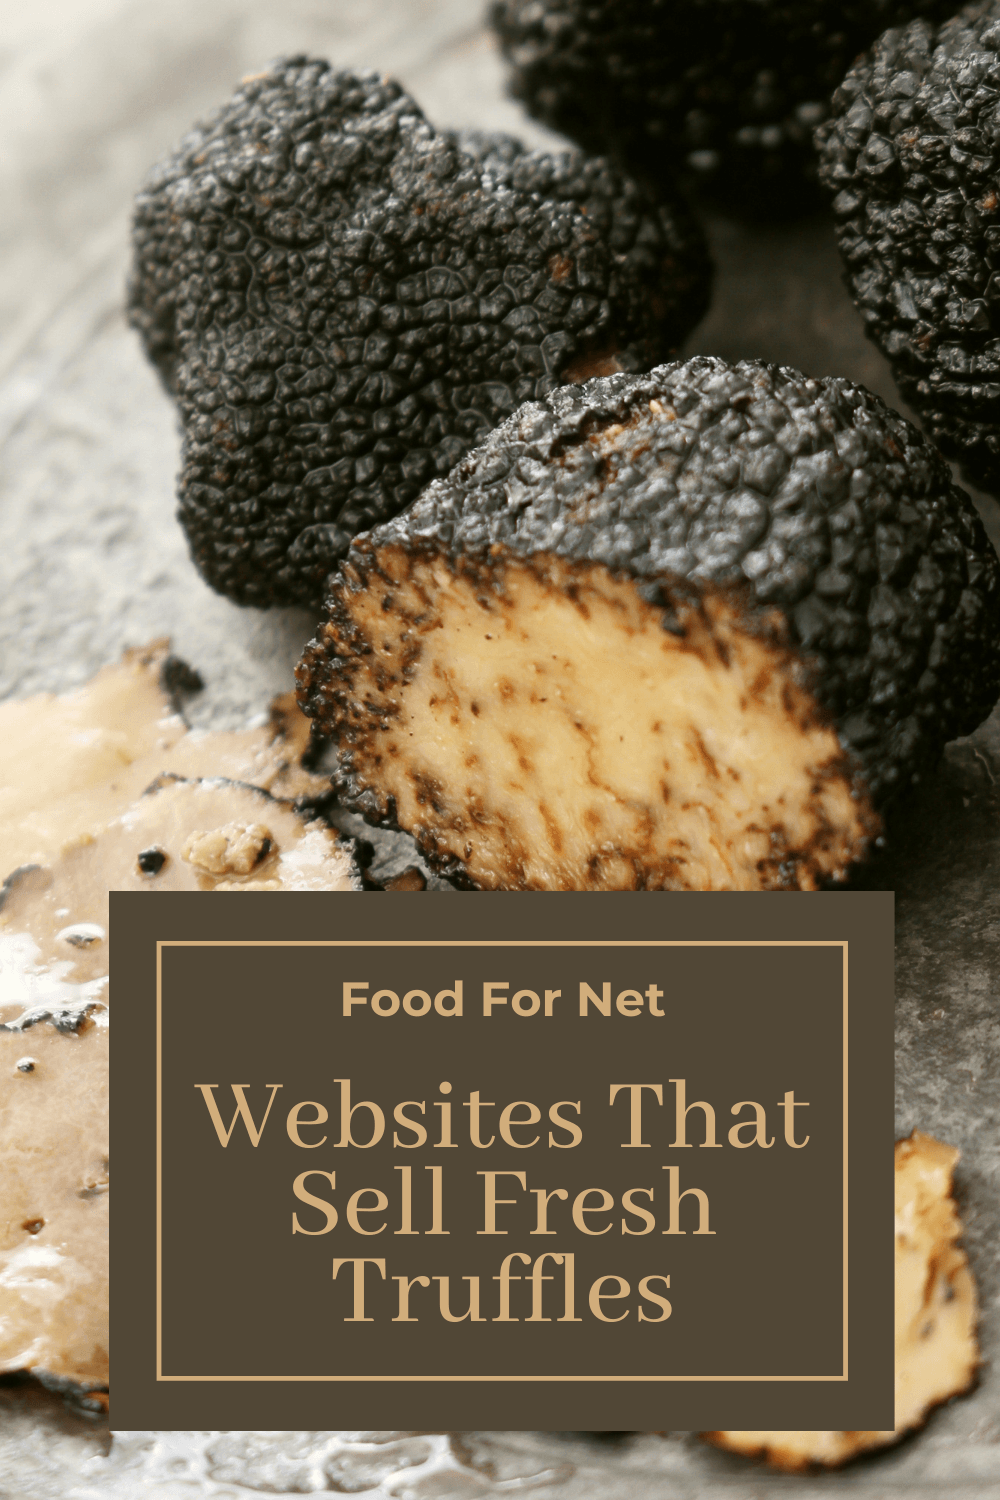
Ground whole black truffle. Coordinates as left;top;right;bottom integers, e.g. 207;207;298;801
128;56;711;608
297;357;1000;891
817;5;1000;494
492;0;956;211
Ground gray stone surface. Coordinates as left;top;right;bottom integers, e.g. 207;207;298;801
0;2;997;1496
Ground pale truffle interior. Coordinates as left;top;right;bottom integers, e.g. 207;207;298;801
0;781;359;1391
704;1131;979;1470
332;550;872;890
0;648;359;1392
0;640;328;876
0;1015;108;1387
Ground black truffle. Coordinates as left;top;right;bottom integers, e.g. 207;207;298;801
491;0;956;211
128;56;711;608
817;5;1000;494
297;357;1000;891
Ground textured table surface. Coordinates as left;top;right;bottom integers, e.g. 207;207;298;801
0;2;998;1496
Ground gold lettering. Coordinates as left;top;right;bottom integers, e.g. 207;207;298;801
547;1101;582;1148
572;1187;614;1235
589;1274;630;1322
778;1090;810;1147
346;1187;388;1235
638;1274;672;1322
331;1257;385;1320
477;1170;527;1234
622;1187;656;1235
728;1101;775;1148
392;1274;430;1321
194;1083;282;1147
661;1165;714;1234
334;1078;385;1148
579;981;611;1016
609;1083;662;1147
669;1078;722;1148
499;1100;541;1148
291;1170;336;1234
286;1100;328;1148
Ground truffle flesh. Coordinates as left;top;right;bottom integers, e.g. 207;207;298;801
0;649;360;1394
297;357;1000;891
704;1130;980;1468
0;639;331;878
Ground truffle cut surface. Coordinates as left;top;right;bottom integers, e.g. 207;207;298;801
704;1130;979;1468
0;641;187;873
298;358;1000;890
0;1004;108;1388
315;550;868;890
0;649;359;1393
0;640;331;877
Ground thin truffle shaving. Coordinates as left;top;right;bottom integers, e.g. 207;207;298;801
0;648;359;1394
0;639;329;877
704;1131;979;1470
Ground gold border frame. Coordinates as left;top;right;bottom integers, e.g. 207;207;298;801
155;938;848;1384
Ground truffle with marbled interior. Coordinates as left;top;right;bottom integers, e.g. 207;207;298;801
297;356;1000;890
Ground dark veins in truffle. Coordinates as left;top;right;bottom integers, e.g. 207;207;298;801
817;4;1000;495
301;357;1000;816
491;0;957;210
128;56;711;608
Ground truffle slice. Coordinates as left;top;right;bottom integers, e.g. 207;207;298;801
1;859;111;1391
816;6;1000;495
1;640;188;874
0;640;329;877
0;781;359;1391
2;780;359;938
127;57;711;608
0;986;108;1390
704;1131;979;1469
0;650;360;1394
297;358;1000;891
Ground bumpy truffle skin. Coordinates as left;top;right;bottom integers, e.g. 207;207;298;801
297;358;1000;890
128;57;711;608
817;5;1000;493
491;0;955;210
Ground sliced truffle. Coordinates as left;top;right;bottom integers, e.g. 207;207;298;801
3;779;359;922
297;357;1000;891
0;995;108;1391
127;56;711;609
1;859;111;1391
491;0;955;212
0;781;358;1391
0;640;331;877
817;5;1000;494
704;1130;979;1469
0;654;361;1394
